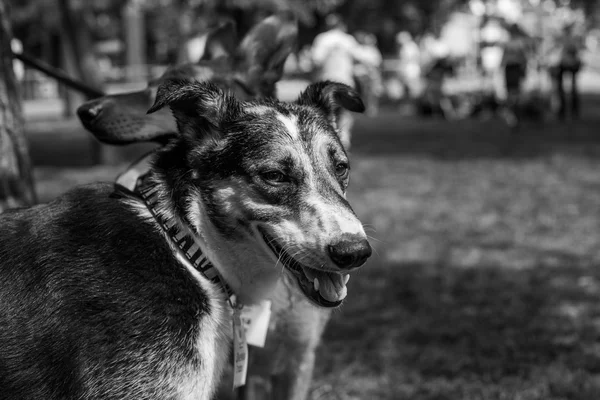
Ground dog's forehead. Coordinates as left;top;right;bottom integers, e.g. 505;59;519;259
241;101;333;145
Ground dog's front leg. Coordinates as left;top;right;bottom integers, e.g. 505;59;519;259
270;347;317;400
239;349;316;400
270;306;331;400
238;375;271;400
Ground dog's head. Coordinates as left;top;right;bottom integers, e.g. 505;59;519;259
76;13;297;145
144;79;370;307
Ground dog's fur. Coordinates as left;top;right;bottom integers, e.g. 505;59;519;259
0;79;370;400
76;15;358;400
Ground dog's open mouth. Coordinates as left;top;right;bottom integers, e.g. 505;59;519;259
259;228;348;308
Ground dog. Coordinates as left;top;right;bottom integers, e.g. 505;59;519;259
0;78;371;400
76;15;354;400
77;14;297;145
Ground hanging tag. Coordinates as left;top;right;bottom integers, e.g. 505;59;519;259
232;306;248;389
241;300;271;348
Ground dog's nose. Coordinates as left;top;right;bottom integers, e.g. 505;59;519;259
328;236;372;270
77;100;104;124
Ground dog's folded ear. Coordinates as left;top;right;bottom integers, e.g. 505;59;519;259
234;12;298;97
147;79;240;141
296;81;365;130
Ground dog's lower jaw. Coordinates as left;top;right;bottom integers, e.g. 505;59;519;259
187;200;282;306
258;227;347;308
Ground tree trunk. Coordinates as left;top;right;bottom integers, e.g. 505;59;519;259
0;0;36;212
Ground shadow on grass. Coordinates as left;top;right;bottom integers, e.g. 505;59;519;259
314;258;600;400
352;94;600;161
25;96;600;167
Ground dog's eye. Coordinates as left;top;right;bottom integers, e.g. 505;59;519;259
261;171;289;184
335;162;349;179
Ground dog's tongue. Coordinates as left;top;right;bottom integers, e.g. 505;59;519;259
319;272;347;302
301;267;349;303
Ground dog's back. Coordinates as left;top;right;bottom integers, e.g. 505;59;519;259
0;184;222;400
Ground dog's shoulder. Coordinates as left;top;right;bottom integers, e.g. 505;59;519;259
0;183;218;399
1;182;128;228
0;182;205;300
0;182;158;266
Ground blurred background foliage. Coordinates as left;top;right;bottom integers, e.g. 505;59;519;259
8;0;599;65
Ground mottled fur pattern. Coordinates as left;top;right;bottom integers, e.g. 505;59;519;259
0;185;228;400
0;80;370;400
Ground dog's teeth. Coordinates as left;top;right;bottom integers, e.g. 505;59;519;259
314;278;320;292
343;274;350;284
339;285;348;300
302;266;317;282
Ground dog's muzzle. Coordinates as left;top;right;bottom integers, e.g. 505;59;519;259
258;227;369;308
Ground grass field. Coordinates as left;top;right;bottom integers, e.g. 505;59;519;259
29;99;600;399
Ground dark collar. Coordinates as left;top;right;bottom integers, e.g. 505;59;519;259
113;153;234;300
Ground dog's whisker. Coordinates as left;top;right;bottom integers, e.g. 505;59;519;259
269;237;292;273
275;253;285;273
365;234;383;243
370;246;381;258
363;226;378;234
279;244;299;273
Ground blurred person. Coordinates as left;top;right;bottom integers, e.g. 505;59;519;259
396;31;421;99
421;33;450;68
420;58;456;119
419;34;455;119
500;23;529;127
312;14;359;86
298;45;314;73
479;17;508;98
354;31;383;116
176;13;206;64
311;14;373;149
10;38;24;82
554;23;585;120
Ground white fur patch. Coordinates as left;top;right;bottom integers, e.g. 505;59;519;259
175;252;231;400
331;211;366;236
124;199;232;400
186;197;282;304
305;194;365;236
276;113;299;140
312;133;334;156
245;105;271;115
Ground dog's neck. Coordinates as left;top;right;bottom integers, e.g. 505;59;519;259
141;175;279;306
137;178;235;302
114;156;239;304
115;152;280;306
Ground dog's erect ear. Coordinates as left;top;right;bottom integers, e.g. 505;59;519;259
147;79;240;141
234;13;298;96
201;19;237;61
296;81;365;129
